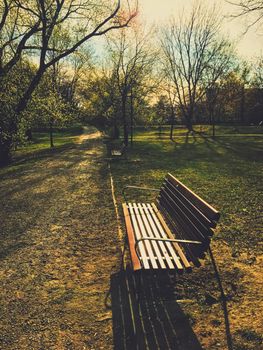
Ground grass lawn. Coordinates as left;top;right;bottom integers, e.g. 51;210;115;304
12;125;84;161
111;126;263;350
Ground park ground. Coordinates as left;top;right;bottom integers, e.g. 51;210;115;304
0;125;262;350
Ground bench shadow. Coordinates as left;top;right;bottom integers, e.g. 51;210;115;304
110;269;204;350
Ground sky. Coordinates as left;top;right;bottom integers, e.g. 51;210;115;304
138;0;263;60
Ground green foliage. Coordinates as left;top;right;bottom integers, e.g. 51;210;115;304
0;0;137;164
0;61;34;163
251;55;263;89
0;55;85;164
29;70;71;129
151;95;172;125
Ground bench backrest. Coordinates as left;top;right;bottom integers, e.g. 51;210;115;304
157;174;220;264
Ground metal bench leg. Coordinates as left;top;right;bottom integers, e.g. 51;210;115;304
208;246;233;350
121;236;128;271
135;271;142;303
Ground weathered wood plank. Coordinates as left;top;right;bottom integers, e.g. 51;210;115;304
142;203;181;270
151;203;192;271
166;173;220;222
131;203;159;269
122;203;141;271
138;203;169;269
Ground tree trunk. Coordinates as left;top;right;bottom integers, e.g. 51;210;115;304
240;85;245;124
209;106;216;138
184;107;194;132
185;118;193;132
16;70;43;115
49;119;54;148
25;128;33;141
0;115;18;165
0;137;12;166
170;108;175;141
212;121;215;138
130;89;134;147
170;123;174;140
122;95;129;147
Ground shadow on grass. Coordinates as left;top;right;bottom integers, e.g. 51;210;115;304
0;242;31;260
13;142;76;165
110;269;203;350
211;137;262;163
120;134;262;180
0;136;103;254
1;133;101;177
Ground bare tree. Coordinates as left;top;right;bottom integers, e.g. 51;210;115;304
1;0;137;112
167;85;177;141
227;0;263;31
0;0;137;163
161;3;235;132
107;25;156;146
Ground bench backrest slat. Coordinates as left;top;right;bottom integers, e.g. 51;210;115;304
163;180;217;229
158;194;209;261
165;174;220;223
157;174;220;261
161;182;215;237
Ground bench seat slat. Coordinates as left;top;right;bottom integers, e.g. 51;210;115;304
127;203;150;269
122;203;141;271
129;203;159;269
124;203;191;271
143;204;184;271
137;204;169;269
151;203;192;271
139;203;176;270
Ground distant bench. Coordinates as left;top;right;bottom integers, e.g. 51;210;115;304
110;142;126;157
122;173;220;273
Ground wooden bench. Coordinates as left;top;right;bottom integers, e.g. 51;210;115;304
122;173;220;273
121;174;233;348
110;142;126;157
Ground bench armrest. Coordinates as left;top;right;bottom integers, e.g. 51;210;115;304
135;237;202;247
134;237;202;266
122;185;159;201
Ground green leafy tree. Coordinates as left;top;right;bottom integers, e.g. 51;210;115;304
0;0;137;164
0;60;34;155
152;95;171;136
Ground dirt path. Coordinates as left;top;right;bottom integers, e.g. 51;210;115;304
77;126;101;144
0;129;120;349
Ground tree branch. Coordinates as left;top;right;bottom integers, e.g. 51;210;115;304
45;0;138;69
